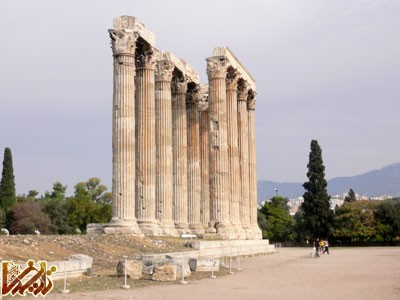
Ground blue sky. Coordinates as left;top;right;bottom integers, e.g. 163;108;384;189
0;0;399;195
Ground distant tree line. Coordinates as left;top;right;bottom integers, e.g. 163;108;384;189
258;140;400;246
0;148;111;234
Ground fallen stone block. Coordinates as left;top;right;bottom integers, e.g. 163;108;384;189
189;257;220;272
116;260;142;279
142;260;155;275
152;262;177;282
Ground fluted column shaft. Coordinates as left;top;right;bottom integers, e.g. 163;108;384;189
248;94;259;230
226;71;241;228
206;57;231;229
155;60;176;235
238;84;250;229
187;91;204;233
109;30;140;232
200;109;210;227
135;50;160;234
172;81;189;230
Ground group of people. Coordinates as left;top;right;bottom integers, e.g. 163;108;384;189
313;238;329;257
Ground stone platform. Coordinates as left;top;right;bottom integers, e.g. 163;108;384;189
142;239;275;262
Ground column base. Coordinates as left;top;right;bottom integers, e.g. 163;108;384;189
203;221;239;240
137;220;163;236
158;222;180;237
175;222;191;236
230;224;248;240
241;225;262;240
189;223;206;235
246;226;262;240
87;219;143;235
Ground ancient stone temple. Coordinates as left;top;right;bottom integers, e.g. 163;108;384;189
88;16;261;240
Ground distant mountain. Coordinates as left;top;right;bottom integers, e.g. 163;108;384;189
257;163;400;203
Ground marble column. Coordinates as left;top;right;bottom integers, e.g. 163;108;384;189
247;91;262;239
226;67;243;238
186;85;205;234
105;29;142;234
135;45;161;235
155;59;178;236
206;56;232;238
237;80;251;236
199;99;211;229
172;77;189;233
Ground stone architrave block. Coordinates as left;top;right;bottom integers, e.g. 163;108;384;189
189;257;220;272
116;260;142;279
152;262;177;282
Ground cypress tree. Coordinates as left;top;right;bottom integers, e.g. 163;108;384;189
301;140;333;238
0;147;16;210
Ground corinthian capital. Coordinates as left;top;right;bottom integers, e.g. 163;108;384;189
135;46;156;69
226;67;239;90
197;93;209;111
186;84;202;105
171;77;188;94
155;60;174;82
206;56;228;79
247;90;257;110
237;79;249;101
109;29;138;55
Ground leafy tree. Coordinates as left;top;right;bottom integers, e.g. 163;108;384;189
8;201;52;234
333;200;378;243
41;182;73;234
375;200;400;244
72;178;111;204
0;147;16;211
257;210;269;239
344;188;357;203
293;210;308;244
44;181;67;199
66;181;112;233
300;140;333;239
259;196;295;242
85;177;109;203
0;208;6;228
27;190;39;200
42;182;73;234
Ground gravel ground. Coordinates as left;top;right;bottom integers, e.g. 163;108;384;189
33;246;399;300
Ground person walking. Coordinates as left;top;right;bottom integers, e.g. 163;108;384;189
323;239;330;255
314;238;320;258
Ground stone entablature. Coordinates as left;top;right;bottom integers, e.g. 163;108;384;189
112;16;155;47
213;47;256;91
88;16;261;240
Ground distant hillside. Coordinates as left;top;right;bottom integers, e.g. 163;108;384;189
257;163;400;203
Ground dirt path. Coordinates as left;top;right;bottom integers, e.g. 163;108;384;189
32;247;400;300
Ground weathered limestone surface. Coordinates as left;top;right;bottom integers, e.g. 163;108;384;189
186;85;205;234
226;67;243;238
237;80;251;234
206;56;234;238
99;16;262;240
155;59;178;236
135;44;161;235
198;89;211;229
152;262;177;281
172;79;189;233
116;260;142;279
247;92;262;239
105;26;141;234
189;257;220;272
